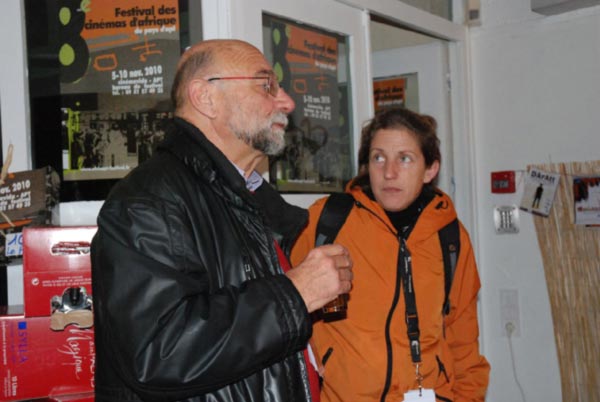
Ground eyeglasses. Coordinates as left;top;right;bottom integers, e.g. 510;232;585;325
207;76;280;97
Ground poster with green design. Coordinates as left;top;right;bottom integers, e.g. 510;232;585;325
266;15;351;193
26;0;190;201
57;0;180;182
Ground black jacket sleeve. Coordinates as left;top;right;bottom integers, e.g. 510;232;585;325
91;195;311;400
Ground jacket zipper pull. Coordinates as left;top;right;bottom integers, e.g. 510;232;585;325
243;255;253;277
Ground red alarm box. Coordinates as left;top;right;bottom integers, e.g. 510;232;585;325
491;171;516;193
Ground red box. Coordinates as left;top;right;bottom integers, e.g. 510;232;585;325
22;227;97;317
41;392;95;401
0;315;95;401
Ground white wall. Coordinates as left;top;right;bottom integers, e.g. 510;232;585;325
471;1;600;401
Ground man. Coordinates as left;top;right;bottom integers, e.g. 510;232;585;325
91;39;353;402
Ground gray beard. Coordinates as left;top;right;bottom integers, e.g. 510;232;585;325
233;128;285;156
246;128;285;156
233;115;287;156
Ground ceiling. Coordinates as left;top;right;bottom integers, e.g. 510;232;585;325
531;0;600;15
370;20;437;52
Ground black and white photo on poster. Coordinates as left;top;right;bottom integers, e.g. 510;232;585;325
62;109;171;181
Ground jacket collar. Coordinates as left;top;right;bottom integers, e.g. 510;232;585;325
348;185;457;242
159;117;308;247
159;117;256;205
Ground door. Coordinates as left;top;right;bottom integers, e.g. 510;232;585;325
370;18;454;195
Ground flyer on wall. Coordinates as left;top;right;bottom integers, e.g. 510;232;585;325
58;0;181;182
573;176;600;225
519;167;561;217
373;77;406;112
267;15;352;193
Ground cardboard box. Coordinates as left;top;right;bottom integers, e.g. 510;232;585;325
22;226;97;317
0;167;60;230
0;315;95;401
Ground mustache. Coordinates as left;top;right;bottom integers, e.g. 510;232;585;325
271;113;289;128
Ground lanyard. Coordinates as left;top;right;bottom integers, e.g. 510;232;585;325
398;237;425;393
399;237;421;364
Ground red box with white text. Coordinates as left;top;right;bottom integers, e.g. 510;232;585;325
22;226;97;317
0;315;95;401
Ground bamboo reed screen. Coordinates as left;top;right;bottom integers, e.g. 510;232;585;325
530;161;600;402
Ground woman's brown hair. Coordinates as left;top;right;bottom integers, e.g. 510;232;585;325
351;107;441;192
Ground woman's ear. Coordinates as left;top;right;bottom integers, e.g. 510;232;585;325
187;79;217;119
424;160;440;184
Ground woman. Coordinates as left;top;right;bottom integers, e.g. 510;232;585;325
291;107;490;402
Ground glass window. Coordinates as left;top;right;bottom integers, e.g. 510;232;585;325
262;13;353;193
25;0;197;201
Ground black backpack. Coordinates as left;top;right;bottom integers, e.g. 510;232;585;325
315;192;460;315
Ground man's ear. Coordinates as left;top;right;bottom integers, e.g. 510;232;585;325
187;79;217;119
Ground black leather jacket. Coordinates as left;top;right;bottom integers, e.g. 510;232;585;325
91;118;313;402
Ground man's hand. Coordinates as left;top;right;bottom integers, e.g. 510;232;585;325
286;244;353;313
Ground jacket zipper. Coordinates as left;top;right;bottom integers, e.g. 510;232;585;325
436;355;450;383
352;202;401;402
379;234;403;402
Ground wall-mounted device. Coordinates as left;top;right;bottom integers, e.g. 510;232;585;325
494;205;520;234
491;170;516;193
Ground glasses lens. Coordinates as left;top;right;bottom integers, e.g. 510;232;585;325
268;77;280;97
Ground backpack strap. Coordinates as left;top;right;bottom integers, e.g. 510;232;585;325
439;218;460;315
315;193;355;246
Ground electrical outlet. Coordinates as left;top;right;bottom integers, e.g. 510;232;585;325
499;288;520;337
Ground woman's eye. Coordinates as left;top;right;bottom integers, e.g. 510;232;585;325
372;154;385;163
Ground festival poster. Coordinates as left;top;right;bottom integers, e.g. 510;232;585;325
573;176;600;225
373;77;406;112
269;17;348;192
58;0;181;181
60;0;180;96
519;167;561;217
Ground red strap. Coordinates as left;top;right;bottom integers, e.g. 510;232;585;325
274;240;292;273
273;241;320;402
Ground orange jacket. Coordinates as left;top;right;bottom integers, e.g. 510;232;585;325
291;187;490;402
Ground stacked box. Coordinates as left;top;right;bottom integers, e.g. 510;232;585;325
22;226;97;317
1;226;97;401
0;315;95;401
